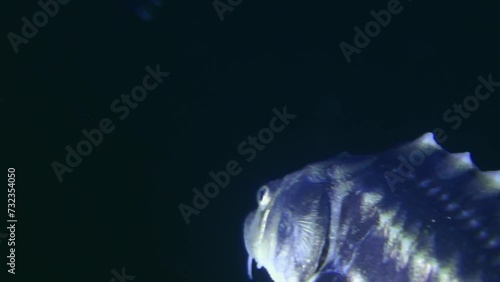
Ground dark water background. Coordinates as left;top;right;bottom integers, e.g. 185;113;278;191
2;0;500;281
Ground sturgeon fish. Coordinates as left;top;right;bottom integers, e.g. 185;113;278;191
243;132;500;282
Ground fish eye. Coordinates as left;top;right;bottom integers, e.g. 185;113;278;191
256;186;271;208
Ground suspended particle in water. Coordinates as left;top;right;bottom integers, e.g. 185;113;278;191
126;0;164;22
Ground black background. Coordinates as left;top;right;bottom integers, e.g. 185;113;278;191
2;0;500;281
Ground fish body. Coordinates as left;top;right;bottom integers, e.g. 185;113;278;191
243;133;500;282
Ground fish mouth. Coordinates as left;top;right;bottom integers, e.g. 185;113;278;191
244;208;272;279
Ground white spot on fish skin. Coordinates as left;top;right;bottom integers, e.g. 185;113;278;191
457;209;474;219
378;209;398;229
439;194;450;201
438;265;460;282
426;186;441;196
468;218;482;229
445;203;460;212
410;249;461;282
419;179;432;188
477;230;489;240
486;237;500;248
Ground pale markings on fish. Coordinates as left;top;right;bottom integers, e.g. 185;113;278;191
486;236;500;248
377;209;398;230
437;264;460;282
254;208;272;270
376;208;464;282
328;172;356;268
409;249;462;282
468;218;482;229
437;153;474;179
259;209;271;246
360;192;382;221
445;202;460;212
473;171;500;197
484;171;500;186
348;269;367;282
408;252;435;282
380;209;426;274
382;223;413;270
439;193;450;201
306;164;327;182
454;152;474;167
438;252;463;282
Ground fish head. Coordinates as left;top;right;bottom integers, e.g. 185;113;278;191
244;171;332;282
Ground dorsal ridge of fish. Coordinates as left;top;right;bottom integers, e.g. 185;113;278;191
395;132;500;192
